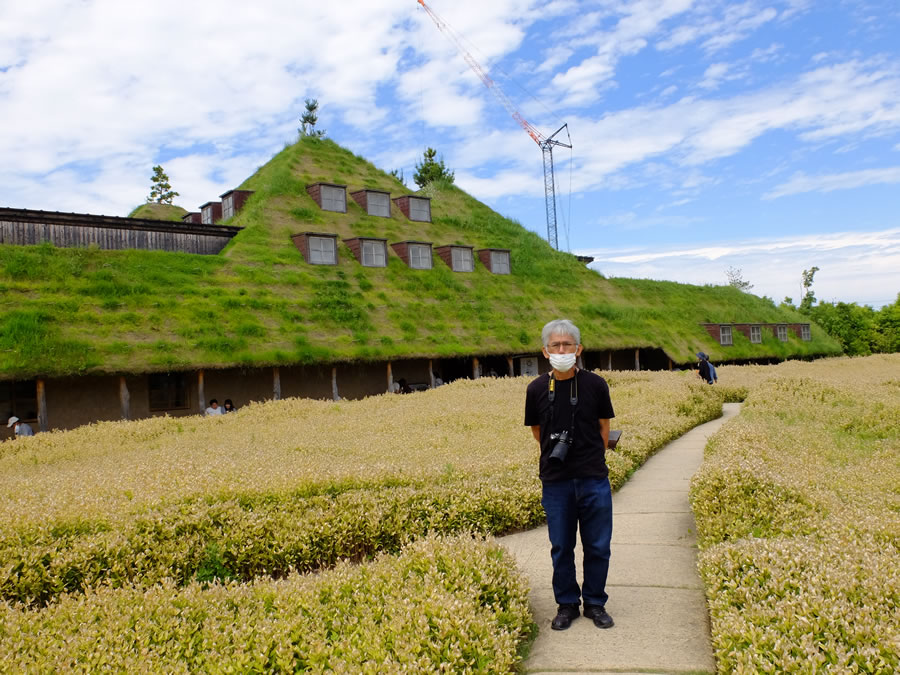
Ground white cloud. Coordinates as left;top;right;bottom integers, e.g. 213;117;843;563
581;228;900;308
699;62;731;89
764;167;900;199
657;2;777;53
549;0;694;106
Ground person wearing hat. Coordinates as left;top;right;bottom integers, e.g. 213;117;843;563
7;416;35;438
696;352;712;384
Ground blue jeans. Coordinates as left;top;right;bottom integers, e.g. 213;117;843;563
541;477;613;607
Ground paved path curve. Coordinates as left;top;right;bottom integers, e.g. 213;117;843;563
498;402;742;675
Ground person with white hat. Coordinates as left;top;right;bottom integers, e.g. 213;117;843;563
7;416;35;438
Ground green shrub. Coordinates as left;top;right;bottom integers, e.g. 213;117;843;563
0;536;534;673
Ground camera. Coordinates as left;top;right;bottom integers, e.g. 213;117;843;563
549;430;572;463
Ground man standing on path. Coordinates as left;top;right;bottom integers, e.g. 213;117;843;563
524;319;615;631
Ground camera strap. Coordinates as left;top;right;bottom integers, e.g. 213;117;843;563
548;370;578;433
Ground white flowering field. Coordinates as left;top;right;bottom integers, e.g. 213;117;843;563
692;354;899;673
0;371;720;671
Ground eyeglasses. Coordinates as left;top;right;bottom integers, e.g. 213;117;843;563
546;341;578;353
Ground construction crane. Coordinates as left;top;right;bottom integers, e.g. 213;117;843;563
417;0;572;250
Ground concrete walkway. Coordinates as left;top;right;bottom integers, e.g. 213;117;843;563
499;402;741;675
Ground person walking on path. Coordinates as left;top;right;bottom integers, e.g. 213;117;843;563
524;318;615;631
696;352;712;384
7;416;34;438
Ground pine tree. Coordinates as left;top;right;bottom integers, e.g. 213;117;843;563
299;98;326;138
413;147;455;188
147;165;179;204
725;266;753;292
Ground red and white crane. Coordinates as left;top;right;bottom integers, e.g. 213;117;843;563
418;0;571;250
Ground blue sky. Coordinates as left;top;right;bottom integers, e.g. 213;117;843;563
2;0;898;307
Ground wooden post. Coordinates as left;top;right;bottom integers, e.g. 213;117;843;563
197;370;205;412
472;357;480;380
607;351;612;371
332;366;339;401
36;379;48;432
273;367;281;401
635;348;641;372
668;358;673;371
387;362;394;392
119;376;130;420
507;356;514;376
429;359;435;388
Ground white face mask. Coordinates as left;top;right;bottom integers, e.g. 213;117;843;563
548;352;577;372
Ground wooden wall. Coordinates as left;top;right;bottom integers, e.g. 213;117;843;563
0;208;240;255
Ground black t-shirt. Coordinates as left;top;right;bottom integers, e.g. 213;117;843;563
524;369;615;482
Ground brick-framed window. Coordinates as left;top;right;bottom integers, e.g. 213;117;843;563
409;197;431;222
776;325;788;341
361;240;387;267
367;191;390;217
490;250;510;274
321;185;346;212
720;325;733;345
451;247;474;272
801;325;811;341
222;194;235;220
309;236;337;265
409;243;432;270
750;325;762;343
148;373;189;411
200;202;221;225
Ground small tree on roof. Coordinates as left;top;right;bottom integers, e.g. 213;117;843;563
299;98;326;138
413;147;454;188
146;165;179;204
725;266;753;292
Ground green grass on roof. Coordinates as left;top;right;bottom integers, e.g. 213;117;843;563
0;137;841;379
126;203;189;221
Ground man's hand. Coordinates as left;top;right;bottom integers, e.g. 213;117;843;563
599;418;610;449
531;425;541;443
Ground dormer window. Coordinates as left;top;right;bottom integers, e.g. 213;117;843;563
750;325;761;343
719;325;733;346
392;195;432;223
222;195;235;220
435;245;474;272
477;248;511;274
306;183;347;213
344;237;387;267
451;247;473;272
409;197;431;222
800;324;811;341
291;232;338;265
776;325;788;341
350;189;391;217
220;189;254;220
409;243;432;269
362;240;386;267
310;236;336;264
200;201;222;225
391;241;433;270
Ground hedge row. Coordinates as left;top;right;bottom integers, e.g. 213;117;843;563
0;535;535;673
692;355;900;673
1;372;722;608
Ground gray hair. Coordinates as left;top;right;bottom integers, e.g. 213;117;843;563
541;319;581;348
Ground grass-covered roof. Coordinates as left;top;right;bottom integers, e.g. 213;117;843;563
0;137;841;379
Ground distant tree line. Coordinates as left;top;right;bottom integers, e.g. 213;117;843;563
804;296;899;355
778;268;899;355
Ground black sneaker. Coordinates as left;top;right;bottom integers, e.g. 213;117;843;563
550;603;580;630
583;604;614;629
